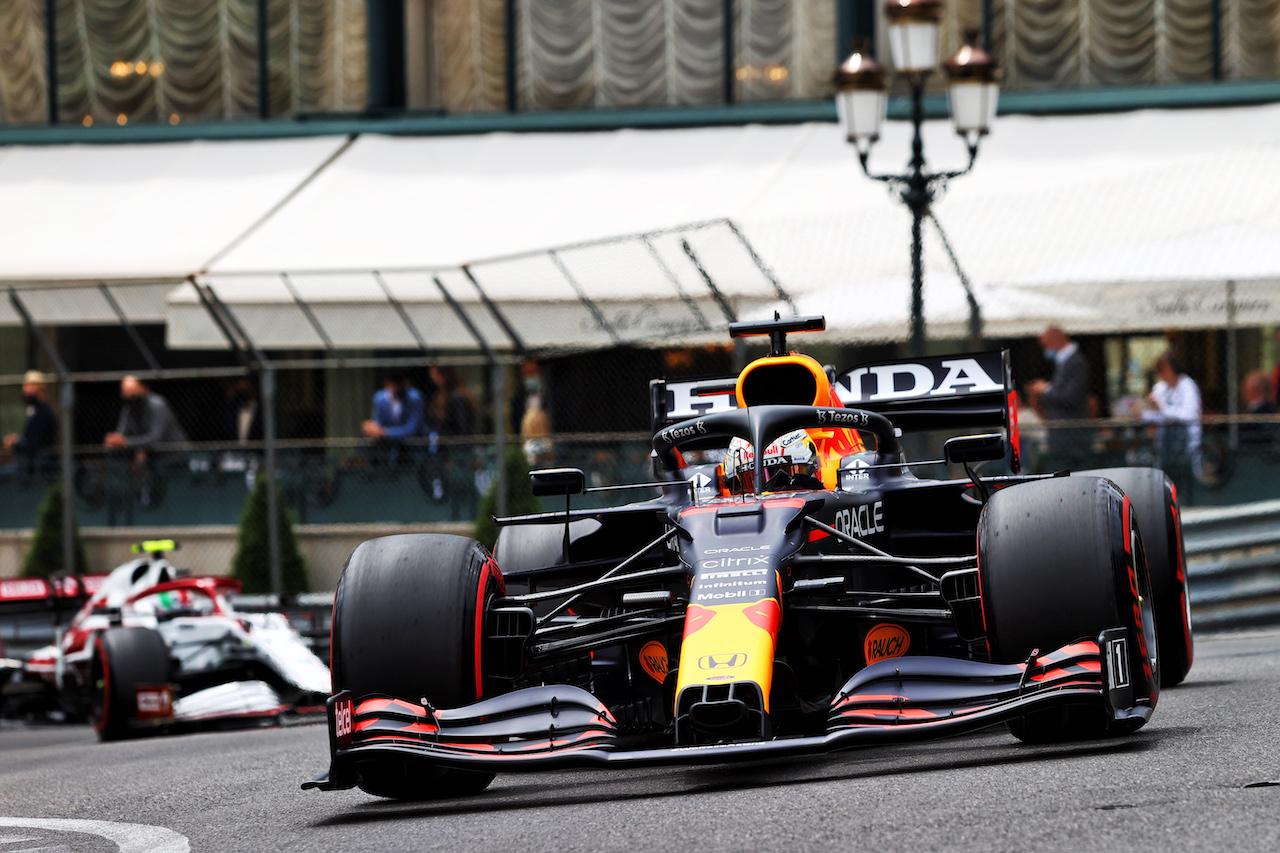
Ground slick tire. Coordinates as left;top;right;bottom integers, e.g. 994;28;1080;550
1076;467;1194;687
91;627;171;742
978;476;1159;743
332;534;505;800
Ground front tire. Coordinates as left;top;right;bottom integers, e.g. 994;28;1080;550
332;534;504;800
91;627;172;742
978;476;1158;742
1076;467;1193;687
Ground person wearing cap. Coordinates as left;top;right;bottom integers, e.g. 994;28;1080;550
4;370;58;463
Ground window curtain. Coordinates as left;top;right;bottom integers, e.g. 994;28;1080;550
991;0;1279;90
0;0;367;126
10;1;1280;126
515;0;837;111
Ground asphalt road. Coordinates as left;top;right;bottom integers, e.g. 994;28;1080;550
2;629;1279;853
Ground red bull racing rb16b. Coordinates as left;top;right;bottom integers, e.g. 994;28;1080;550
305;315;1193;800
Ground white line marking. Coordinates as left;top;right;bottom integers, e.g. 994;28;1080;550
0;819;189;853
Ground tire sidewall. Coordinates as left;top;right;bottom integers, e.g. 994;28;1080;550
1076;467;1193;686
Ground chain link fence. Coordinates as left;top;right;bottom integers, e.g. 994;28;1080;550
1;250;1279;595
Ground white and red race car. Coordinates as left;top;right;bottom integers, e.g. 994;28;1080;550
4;541;330;739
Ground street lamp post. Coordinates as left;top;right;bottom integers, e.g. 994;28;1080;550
836;1;999;357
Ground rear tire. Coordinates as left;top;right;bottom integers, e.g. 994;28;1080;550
1076;467;1193;687
91;627;171;742
978;477;1158;743
332;534;504;800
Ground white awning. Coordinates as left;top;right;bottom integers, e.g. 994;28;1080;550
0;137;349;281
15;102;1280;350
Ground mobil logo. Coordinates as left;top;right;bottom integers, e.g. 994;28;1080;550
864;623;911;665
698;653;747;670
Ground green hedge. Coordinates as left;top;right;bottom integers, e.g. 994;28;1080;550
229;477;309;594
21;484;88;578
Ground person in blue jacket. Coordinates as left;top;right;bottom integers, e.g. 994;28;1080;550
362;371;425;466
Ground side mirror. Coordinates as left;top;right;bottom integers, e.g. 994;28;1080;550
943;433;1006;465
530;468;585;497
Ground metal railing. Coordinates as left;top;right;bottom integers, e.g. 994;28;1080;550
1184;500;1280;632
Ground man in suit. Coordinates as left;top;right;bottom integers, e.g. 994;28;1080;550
1240;369;1278;449
224;377;263;447
1026;326;1092;469
4;370;58;471
362;372;425;466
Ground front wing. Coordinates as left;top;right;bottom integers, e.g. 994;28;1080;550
304;629;1148;791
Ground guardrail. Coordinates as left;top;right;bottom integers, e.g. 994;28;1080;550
1184;499;1280;632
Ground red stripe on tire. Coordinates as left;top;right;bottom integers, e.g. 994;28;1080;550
474;557;492;700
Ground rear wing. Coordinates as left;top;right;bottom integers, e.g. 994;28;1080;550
834;350;1020;472
650;350;1020;471
0;575;106;624
0;575;104;604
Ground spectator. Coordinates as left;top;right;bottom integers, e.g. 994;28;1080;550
1026;325;1091;468
1240;369;1277;449
1142;351;1201;463
4;370;58;464
428;366;475;437
520;363;553;466
224;377;263;446
104;376;189;463
1272;329;1280;403
362;372;425;465
426;366;477;517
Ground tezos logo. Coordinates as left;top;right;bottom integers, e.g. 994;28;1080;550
699;653;747;670
817;409;868;426
663;419;707;443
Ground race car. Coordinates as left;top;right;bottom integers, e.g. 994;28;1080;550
13;540;330;739
305;315;1193;800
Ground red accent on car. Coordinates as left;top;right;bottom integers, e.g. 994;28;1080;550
92;635;110;734
474;558;494;700
1123;495;1132;554
1168;488;1193;665
1007;390;1021;473
743;599;781;635
682;604;717;637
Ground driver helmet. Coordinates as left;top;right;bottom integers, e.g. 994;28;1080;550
723;429;821;495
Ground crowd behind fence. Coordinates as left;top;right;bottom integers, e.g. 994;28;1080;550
0;332;1278;537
